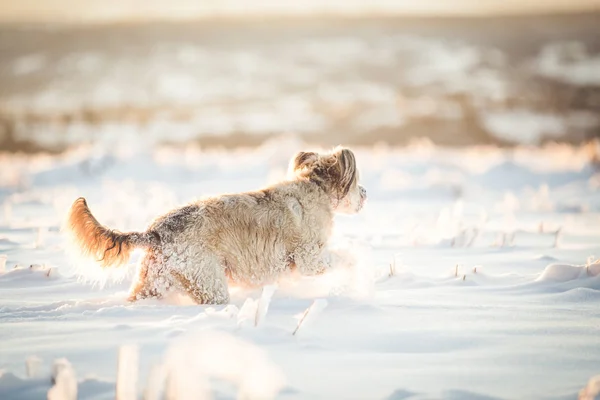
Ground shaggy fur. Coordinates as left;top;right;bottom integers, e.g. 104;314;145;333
64;147;366;304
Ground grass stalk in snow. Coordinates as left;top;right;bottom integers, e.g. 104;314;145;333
466;228;479;247
388;253;401;277
579;375;600;400
235;285;276;328
25;356;42;378
48;359;77;400
293;299;328;336
3;200;11;225
586;255;598;276
554;227;562;248
255;285;277;327
35;227;46;249
143;364;163;400
116;345;138;400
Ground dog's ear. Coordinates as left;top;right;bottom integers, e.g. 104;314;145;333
331;147;355;167
289;148;358;200
330;147;357;198
290;151;318;172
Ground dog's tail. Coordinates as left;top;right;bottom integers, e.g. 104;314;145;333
64;197;156;268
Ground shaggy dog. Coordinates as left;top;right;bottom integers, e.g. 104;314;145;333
64;146;367;304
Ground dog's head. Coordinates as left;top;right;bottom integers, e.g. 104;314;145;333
288;146;367;214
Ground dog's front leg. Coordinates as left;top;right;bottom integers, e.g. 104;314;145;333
318;249;333;271
292;243;330;276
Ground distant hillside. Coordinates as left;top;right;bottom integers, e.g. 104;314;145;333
1;13;599;151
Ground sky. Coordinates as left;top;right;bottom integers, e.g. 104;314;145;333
0;0;599;23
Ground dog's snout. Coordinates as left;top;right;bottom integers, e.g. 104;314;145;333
359;185;367;199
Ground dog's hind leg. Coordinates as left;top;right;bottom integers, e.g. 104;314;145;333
127;251;161;302
127;273;158;302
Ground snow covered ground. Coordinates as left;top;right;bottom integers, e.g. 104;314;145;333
1;137;600;399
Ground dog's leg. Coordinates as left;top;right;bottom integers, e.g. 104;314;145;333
127;278;145;302
127;275;160;301
170;257;230;305
127;261;149;302
127;251;161;302
291;242;329;276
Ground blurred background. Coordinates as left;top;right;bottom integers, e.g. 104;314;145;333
0;0;599;153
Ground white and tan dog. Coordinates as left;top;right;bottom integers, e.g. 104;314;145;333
64;146;366;304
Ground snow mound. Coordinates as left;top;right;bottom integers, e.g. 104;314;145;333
162;330;286;400
0;265;62;285
533;254;559;262
0;372;48;400
537;262;600;283
0;370;113;400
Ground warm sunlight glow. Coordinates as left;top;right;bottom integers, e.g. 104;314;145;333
0;0;598;22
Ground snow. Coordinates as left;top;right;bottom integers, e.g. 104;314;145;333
481;110;566;146
1;138;600;399
11;54;47;76
535;42;600;86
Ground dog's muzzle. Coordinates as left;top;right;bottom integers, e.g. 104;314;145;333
358;185;367;210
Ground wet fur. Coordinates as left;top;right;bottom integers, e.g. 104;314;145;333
64;147;366;304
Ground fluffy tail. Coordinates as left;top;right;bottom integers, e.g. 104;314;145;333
64;198;155;267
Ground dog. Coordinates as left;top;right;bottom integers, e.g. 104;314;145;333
64;146;367;304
